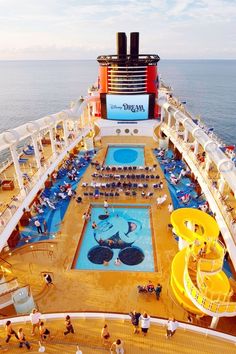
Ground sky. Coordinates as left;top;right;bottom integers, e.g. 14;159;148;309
0;0;235;60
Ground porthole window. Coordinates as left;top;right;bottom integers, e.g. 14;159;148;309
125;129;130;134
133;129;138;134
116;129;121;134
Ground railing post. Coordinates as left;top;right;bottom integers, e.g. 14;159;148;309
210;316;219;329
31;133;42;172
10;144;24;191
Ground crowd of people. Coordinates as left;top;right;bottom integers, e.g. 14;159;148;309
137;281;163;300
23;150;94;236
155;148;212;211
1;308;180;352
100;310;180;353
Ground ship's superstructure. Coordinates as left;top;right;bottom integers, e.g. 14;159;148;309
97;32;159;120
0;32;235;352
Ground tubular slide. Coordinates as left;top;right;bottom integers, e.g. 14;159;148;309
170;208;236;317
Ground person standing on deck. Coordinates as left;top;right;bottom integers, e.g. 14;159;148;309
129;310;141;334
34;219;43;234
30;308;41;335
43;220;48;234
140;313;151;336
168;203;173;213
104;200;109;210
75;346;82;354
166;318;179;339
155;284;162;300
202;241;208;257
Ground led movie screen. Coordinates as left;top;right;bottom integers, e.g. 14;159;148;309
106;94;149;120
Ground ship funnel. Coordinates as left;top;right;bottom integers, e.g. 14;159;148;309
116;32;127;59
130;32;139;59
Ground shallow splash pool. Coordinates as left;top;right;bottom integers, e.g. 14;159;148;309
105;145;145;166
73;205;155;272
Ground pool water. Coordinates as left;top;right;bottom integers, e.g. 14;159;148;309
73;205;155;272
105;145;145;166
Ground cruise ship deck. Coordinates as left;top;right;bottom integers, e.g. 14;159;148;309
0;32;236;352
1;134;236;330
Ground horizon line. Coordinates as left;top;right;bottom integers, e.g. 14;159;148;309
0;58;235;62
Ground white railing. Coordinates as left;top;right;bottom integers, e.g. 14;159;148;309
0;311;235;344
161;123;236;243
0;128;90;250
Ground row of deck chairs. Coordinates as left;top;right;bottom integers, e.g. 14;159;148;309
93;164;157;172
83;191;154;198
91;173;160;180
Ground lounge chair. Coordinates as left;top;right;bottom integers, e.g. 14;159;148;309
23;149;34;156
18;158;28;164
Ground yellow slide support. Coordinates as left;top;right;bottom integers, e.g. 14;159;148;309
170;208;233;316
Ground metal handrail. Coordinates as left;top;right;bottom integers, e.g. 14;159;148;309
0;256;12;267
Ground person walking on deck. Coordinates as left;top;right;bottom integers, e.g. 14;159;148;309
17;327;31;350
110;339;124;354
64;315;74;335
5;320;19;343
101;324;110;345
39;322;52;341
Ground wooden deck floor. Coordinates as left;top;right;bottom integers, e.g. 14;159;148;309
2;137;184;319
1;135;236;344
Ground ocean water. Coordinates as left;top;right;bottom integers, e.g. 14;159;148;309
159;60;236;145
0;60;235;144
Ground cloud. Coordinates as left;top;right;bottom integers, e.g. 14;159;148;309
0;0;235;59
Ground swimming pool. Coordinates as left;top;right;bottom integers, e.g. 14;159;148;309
73;205;155;272
105;145;145;166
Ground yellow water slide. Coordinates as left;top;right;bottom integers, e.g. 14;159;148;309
170;208;235;317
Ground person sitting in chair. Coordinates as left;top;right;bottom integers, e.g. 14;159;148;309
146;280;154;293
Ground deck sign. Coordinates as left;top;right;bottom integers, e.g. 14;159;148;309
106;94;149;120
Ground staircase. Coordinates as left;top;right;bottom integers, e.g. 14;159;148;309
0;270;35;315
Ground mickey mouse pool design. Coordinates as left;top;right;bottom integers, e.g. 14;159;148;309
73;205;155;271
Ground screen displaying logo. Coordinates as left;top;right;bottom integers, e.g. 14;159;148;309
106;95;149;120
